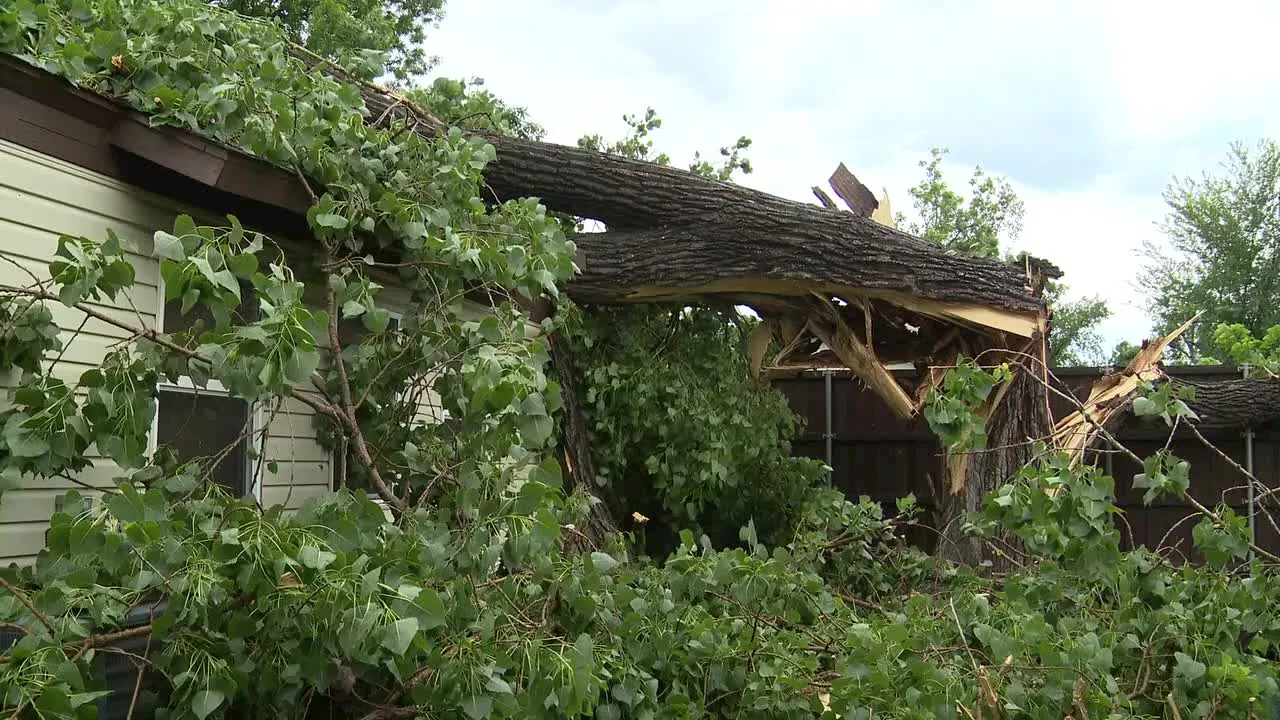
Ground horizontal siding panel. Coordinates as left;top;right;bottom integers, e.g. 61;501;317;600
263;409;322;440
0;488;106;525
0;183;163;257
261;459;331;489
0;522;51;564
262;482;331;511
5;459;130;490
0;140;183;235
263;436;330;463
0;216;161;287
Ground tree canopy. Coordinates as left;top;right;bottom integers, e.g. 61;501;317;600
1139;139;1280;361
210;0;444;80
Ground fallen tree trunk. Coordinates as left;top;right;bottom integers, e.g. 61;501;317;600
567;223;1042;315
1173;377;1280;429
348;79;1043;318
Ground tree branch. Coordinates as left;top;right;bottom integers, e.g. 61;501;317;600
0;576;55;635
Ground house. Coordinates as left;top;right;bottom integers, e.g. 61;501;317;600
0;57;498;565
0;29;1057;563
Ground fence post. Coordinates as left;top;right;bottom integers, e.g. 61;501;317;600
1243;364;1256;555
824;369;834;484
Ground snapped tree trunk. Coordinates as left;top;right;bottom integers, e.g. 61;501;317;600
936;367;1049;567
546;330;618;546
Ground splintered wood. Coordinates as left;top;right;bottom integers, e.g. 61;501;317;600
1052;315;1199;463
807;294;916;418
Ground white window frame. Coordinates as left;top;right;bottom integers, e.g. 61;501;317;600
150;280;265;503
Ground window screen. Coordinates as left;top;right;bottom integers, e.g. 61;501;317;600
155;390;251;497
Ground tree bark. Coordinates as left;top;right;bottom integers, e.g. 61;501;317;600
349;79;1042;315
567;224;1040;312
546;330;618;546
1173;378;1280;429
937;368;1050;567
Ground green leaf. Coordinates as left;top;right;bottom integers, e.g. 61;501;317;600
298;544;336;569
461;695;492;720
484;676;512;695
226;252;258;278
363;308;391;333
173;214;197;238
416;588;447;630
153;231;186;261
517;414;553;446
590;552;619;575
314;213;349;230
1174;652;1206;683
191;689;225;720
380;617;418;656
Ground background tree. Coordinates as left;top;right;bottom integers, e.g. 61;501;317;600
1043;284;1110;366
211;0;444;80
1109;339;1141;367
900;148;1112;365
1139;139;1280;361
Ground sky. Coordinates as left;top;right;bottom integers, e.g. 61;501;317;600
424;1;1280;354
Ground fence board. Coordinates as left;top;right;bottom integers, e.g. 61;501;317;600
775;366;1280;558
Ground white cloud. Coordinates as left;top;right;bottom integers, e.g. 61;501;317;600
425;0;1280;353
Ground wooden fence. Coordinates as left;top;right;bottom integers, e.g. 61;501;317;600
774;366;1280;560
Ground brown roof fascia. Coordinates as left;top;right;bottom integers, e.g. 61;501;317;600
0;55;310;217
0;54;514;311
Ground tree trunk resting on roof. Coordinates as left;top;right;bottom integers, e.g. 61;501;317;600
352;80;1044;319
566;220;1040;314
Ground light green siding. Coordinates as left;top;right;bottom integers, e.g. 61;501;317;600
0;138;512;565
0;138;170;565
0;139;342;565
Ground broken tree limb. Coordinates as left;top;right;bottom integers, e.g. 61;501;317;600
808;294;915;418
747;319;774;378
812;186;838;209
828;163;879;217
1053;315;1199;462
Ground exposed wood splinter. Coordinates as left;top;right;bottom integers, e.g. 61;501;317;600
808;293;915;418
1052;314;1200;462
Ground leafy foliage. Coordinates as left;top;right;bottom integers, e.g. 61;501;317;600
578;107;753;181
568;110;810;551
1215;322;1280;376
1043;283;1112;367
923;357;1012;454
899;147;1023;260
209;0;445;81
1139;139;1280;361
567;306;827;553
1110;340;1141;368
0;2;1278;719
410;76;546;141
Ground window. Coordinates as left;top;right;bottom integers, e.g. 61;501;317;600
151;278;260;499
